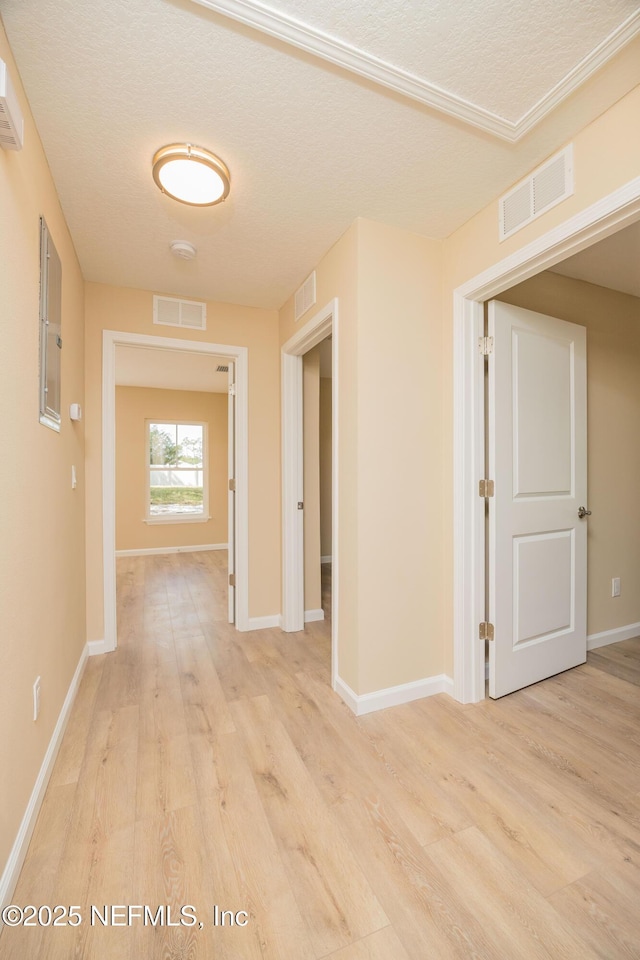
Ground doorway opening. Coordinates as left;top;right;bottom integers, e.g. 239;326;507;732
281;299;339;689
300;337;333;626
486;221;640;697
102;330;249;650
453;177;640;703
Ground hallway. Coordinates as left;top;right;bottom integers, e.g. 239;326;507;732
1;553;640;959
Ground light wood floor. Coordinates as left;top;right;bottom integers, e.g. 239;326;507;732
2;552;640;959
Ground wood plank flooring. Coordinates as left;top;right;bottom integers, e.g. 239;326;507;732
1;551;640;959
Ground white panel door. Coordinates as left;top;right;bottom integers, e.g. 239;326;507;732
228;363;236;624
488;301;587;698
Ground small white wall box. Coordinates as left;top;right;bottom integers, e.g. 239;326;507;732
0;58;24;151
69;403;82;421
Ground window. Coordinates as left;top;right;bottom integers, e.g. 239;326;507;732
39;217;62;430
147;421;208;522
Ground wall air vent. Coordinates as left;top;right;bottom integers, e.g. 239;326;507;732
499;145;573;241
294;271;317;322
153;295;206;330
0;58;24;151
216;364;229;373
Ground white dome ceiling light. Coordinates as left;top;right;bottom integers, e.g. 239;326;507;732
152;143;230;206
170;240;198;260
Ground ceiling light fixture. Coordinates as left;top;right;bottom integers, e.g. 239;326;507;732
152;143;230;206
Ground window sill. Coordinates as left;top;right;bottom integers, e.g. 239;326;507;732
144;514;211;525
40;413;61;432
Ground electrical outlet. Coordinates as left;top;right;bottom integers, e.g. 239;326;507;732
33;676;41;721
612;577;621;598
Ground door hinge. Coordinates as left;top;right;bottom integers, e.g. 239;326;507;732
479;479;495;498
228;478;236;492
229;573;236;588
229;383;236;396
479;621;494;641
478;336;494;356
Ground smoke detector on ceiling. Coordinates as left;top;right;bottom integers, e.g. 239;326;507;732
170;240;197;260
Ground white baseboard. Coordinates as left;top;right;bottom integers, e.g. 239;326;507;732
87;638;109;656
115;543;228;557
246;614;282;630
304;608;325;623
245;609;325;630
334;673;452;717
321;555;332;564
0;642;88;912
587;621;640;651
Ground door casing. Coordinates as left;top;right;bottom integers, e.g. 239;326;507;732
281;299;339;690
102;330;249;650
453;176;640;703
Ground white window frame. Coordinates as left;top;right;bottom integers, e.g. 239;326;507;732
39;217;62;432
145;419;209;524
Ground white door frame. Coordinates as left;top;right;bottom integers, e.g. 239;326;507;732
102;329;250;650
281;298;339;689
453;175;640;703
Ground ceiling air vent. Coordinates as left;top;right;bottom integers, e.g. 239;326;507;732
295;271;317;322
0;58;24;151
153;295;206;330
499;146;573;241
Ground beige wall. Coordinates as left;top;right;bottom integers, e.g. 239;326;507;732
0;21;86;873
356;220;444;691
320;377;332;558
441;83;640;674
116;387;227;552
281;222;360;682
281;219;443;693
496;272;640;637
86;283;281;638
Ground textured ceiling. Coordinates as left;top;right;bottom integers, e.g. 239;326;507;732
550;219;640;299
1;0;639;309
262;0;635;118
116;346;229;393
192;0;640;133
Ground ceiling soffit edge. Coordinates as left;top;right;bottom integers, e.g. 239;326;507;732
189;0;640;143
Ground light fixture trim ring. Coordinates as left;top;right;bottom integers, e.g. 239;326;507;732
152;142;231;206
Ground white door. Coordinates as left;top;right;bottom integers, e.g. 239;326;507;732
227;362;236;624
487;301;588;698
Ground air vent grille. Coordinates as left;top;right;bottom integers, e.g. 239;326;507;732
532;154;568;214
0;58;24;151
502;182;531;237
295;271;317;322
499;146;573;241
216;364;229;373
153;295;206;330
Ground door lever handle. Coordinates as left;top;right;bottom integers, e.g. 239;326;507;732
578;506;592;519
